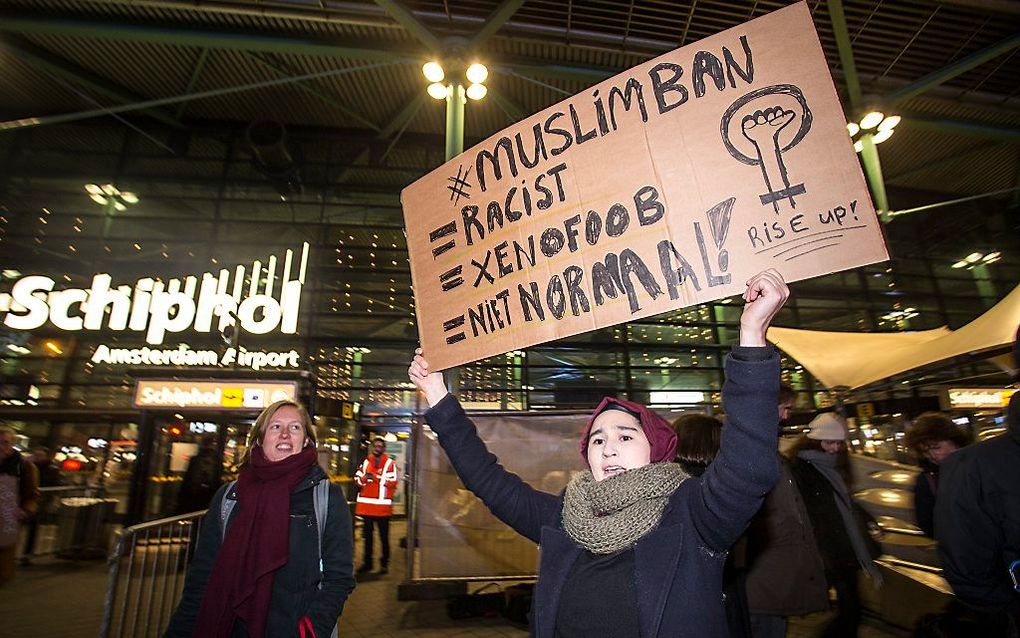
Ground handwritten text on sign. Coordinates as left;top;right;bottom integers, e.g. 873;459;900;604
403;2;889;371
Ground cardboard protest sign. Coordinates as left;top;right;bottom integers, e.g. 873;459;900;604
402;2;889;371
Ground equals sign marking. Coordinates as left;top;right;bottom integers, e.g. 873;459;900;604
439;265;464;291
430;221;457;258
443;315;466;344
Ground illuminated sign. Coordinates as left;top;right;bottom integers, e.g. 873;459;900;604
0;243;309;345
133;379;298;410
91;344;300;371
945;388;1017;410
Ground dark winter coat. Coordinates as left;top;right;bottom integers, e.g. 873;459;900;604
788;457;861;572
164;465;356;638
935;394;1020;615
424;347;780;638
912;466;938;538
742;454;828;615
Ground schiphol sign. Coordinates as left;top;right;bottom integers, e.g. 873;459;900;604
91;344;301;371
0;243;309;345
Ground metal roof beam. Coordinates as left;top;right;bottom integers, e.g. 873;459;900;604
489;87;527;124
335;92;427;183
0;12;419;62
931;0;1020;16
0;36;184;128
826;0;863;111
373;0;441;52
900;114;1020;141
242;51;382;132
0;12;614;83
885;32;1020;105
468;0;529;50
175;48;211;119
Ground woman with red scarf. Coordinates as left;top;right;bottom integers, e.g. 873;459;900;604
408;270;789;638
165;400;356;638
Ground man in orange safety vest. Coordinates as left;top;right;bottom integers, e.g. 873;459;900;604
355;437;398;574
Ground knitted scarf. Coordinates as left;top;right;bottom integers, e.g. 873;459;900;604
194;445;316;638
562;462;688;555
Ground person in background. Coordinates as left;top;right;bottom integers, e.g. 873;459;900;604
741;384;828;638
788;412;883;638
176;435;222;515
354;437;398;575
21;446;61;564
672;413;751;637
408;270;788;638
0;426;39;585
903;412;969;538
935;329;1020;636
164;400;355;638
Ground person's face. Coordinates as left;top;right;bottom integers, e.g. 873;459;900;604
0;432;12;460
778;400;793;422
587;410;652;482
261;406;307;462
821;439;844;455
372;440;385;457
922;440;959;465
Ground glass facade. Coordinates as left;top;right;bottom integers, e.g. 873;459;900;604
2;125;1018;421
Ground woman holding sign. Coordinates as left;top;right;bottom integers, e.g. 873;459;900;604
408;269;788;638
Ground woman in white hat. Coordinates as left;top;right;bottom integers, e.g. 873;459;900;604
787;412;882;638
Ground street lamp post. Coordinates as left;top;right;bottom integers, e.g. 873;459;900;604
85;183;139;239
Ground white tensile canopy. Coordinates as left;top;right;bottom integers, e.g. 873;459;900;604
767;284;1020;390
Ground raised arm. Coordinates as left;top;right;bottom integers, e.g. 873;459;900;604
409;350;560;543
689;270;787;552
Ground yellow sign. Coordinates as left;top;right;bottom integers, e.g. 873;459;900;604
945;388;1016;410
856;402;875;419
133;379;298;410
341;401;355;420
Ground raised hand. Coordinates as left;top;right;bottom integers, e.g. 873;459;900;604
739;269;790;347
408;347;449;407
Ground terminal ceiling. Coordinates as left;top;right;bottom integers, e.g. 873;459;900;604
0;0;1018;271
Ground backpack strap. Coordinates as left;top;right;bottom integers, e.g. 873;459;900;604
220;480;238;540
313;478;330;586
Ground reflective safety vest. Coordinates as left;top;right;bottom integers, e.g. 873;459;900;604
354;453;398;517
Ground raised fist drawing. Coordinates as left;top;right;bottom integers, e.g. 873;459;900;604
721;86;812;214
740;106;797;146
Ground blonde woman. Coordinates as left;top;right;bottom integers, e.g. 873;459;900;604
165;400;355;638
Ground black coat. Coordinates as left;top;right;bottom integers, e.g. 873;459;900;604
164;465;356;638
425;347;780;638
788;457;859;572
912;467;937;538
935;426;1020;614
742;455;828;615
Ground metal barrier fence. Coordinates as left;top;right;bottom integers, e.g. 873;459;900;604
100;511;206;638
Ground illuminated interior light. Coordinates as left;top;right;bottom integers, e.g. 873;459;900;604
422;61;445;83
871;128;894;144
859;111;885;130
877;115;900;131
466;63;489;84
427;82;449;100
846;122;860;136
466;83;488;100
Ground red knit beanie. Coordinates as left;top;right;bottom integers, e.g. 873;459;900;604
579;397;678;467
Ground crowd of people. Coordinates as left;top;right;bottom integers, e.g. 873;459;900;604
3;269;1016;638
